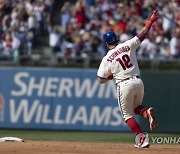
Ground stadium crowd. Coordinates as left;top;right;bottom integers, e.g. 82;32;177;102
0;0;53;60
53;0;180;62
0;0;179;64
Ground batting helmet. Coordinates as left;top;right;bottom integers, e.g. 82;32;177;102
103;31;118;44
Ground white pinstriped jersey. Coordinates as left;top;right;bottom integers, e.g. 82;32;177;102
97;36;141;84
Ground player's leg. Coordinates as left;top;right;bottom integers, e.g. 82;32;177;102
126;118;142;134
134;105;148;119
131;79;150;148
134;106;158;131
117;82;149;148
133;79;158;131
117;83;142;134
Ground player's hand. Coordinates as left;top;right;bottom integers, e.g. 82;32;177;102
107;73;113;80
150;10;158;22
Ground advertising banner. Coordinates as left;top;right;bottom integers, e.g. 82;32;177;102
0;67;137;131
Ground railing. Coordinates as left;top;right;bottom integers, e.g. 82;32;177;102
1;50;180;70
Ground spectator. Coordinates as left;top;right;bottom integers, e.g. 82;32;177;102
170;29;180;59
60;2;71;30
49;26;61;54
2;33;12;56
74;0;87;28
11;29;21;51
44;0;54;12
162;6;174;39
34;1;45;35
10;8;19;29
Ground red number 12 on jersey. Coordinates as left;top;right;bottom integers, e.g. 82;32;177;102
116;54;132;70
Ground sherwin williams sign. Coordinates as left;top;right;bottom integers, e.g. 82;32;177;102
0;67;136;131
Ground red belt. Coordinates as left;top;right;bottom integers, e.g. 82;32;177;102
121;75;140;82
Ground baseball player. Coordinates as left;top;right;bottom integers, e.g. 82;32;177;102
97;10;158;148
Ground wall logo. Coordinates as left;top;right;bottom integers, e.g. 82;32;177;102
0;93;5;122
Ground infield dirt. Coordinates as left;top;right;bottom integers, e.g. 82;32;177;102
0;141;179;154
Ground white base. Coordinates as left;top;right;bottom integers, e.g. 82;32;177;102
0;137;24;142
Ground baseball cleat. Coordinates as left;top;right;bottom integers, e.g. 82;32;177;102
134;132;150;148
134;143;150;148
147;107;158;131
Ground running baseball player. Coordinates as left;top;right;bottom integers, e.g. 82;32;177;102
97;10;158;148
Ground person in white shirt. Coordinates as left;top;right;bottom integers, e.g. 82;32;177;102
170;30;180;58
97;10;159;148
49;26;60;54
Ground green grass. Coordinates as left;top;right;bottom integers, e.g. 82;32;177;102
0;129;179;143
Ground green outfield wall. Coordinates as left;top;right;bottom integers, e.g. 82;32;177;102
140;71;180;133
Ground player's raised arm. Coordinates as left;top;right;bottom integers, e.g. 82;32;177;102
137;10;158;42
